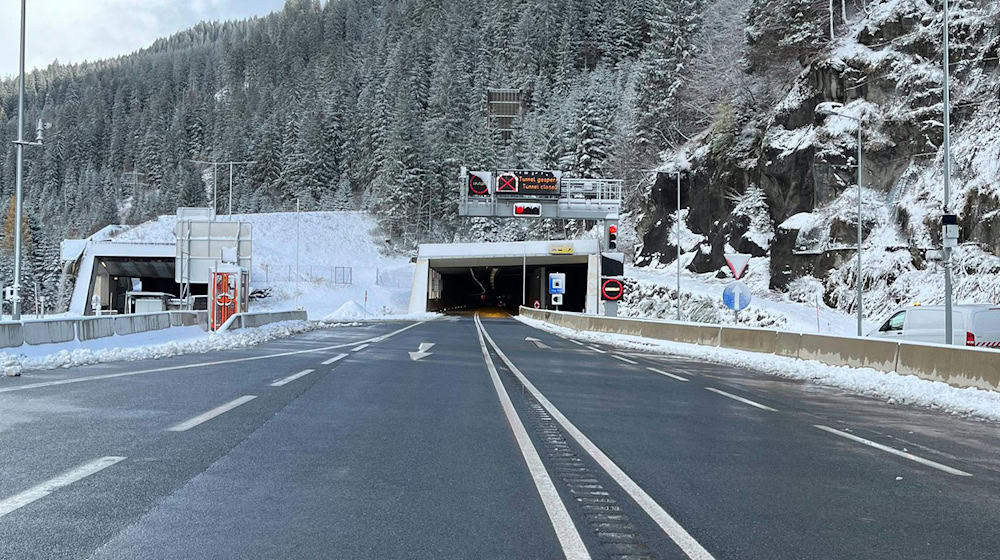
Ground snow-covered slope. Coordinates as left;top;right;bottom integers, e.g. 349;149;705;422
111;211;414;318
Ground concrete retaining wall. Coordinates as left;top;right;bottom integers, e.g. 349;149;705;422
520;307;1000;392
23;319;77;345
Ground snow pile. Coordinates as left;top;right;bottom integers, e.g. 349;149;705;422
520;316;1000;421
324;300;373;321
1;320;345;373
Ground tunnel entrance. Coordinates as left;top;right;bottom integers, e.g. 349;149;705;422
433;263;588;315
410;239;602;316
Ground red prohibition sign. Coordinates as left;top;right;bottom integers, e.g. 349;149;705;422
497;174;517;192
469;176;489;195
601;278;624;301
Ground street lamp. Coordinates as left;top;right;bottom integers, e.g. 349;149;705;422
817;102;864;337
941;0;955;345
10;0;45;320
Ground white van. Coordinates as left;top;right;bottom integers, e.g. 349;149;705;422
870;304;1000;347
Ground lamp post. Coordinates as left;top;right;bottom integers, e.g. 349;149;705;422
11;0;44;320
817;103;864;336
942;0;954;345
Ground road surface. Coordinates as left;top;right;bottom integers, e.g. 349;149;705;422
0;315;998;559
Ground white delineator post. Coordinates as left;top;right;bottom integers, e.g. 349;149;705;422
676;172;682;321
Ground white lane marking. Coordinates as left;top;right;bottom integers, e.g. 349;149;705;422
418;342;435;352
814;425;973;477
473;315;590;560
478;320;714;560
587;346;607;354
321;353;349;365
351;343;370;352
612;355;638;365
567;339;585;346
270;369;316;387
167;395;257;432
0;321;428;395
705;388;777;412
0;456;126;518
646;367;689;382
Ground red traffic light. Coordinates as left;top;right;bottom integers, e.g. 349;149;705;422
608;224;618;234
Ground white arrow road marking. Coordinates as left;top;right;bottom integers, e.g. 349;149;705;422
0;456;126;518
525;337;551;349
409;342;436;361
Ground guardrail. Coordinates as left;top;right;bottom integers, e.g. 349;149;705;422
520;308;1000;392
0;311;210;349
217;310;308;332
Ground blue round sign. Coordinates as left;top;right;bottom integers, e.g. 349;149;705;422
722;282;751;311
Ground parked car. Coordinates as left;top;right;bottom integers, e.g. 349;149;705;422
869;304;1000;347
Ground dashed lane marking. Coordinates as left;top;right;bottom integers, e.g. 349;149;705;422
351;344;370;352
814;425;973;477
646;367;689;382
167;395;257;432
587;346;607;354
611;355;638;365
270;369;316;387
705;388;778;412
321;353;349;365
0;456;126;518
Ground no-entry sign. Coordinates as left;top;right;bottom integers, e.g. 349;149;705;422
601;278;624;301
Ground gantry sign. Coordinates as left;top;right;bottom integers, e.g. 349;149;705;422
458;168;621;221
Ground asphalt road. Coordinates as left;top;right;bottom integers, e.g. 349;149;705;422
0;315;998;559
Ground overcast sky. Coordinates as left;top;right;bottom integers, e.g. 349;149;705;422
0;0;286;80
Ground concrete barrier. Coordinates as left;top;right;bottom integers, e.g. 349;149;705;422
23;319;76;345
169;311;209;331
222;310;309;331
718;326;778;354
800;333;900;371
519;307;1000;392
76;317;116;341
0;322;23;348
896;342;1000;391
775;331;801;358
114;313;171;336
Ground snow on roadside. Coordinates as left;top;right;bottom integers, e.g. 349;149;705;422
3;321;357;374
518;316;1000;422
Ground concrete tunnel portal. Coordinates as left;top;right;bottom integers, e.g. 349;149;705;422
408;240;601;315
